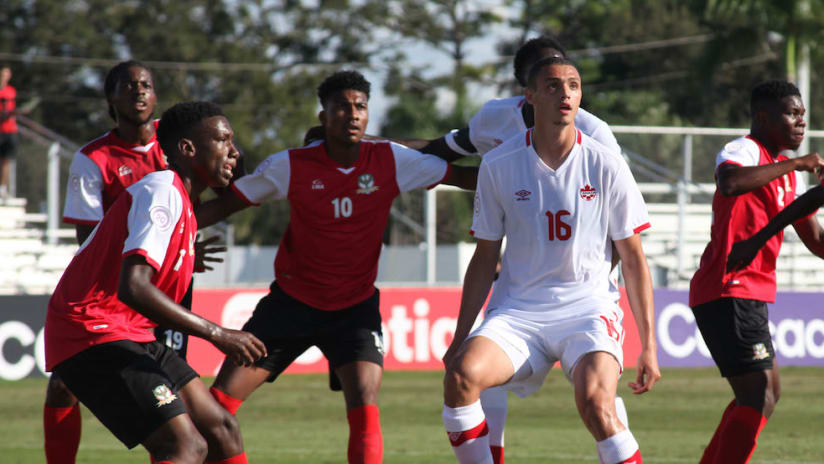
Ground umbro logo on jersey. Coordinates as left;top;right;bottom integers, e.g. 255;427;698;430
312;179;325;190
580;184;597;201
117;164;132;176
514;189;531;201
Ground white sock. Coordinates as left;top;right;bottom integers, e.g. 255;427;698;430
480;387;507;448
443;400;493;464
615;396;629;428
596;429;639;464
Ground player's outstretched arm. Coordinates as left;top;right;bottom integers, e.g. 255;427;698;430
118;255;267;366
614;233;660;394
442;165;479;191
716;153;824;197
728;184;824;272
442;238;502;368
193;234;227;272
195;190;249;229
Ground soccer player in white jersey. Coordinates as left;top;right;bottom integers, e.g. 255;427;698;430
441;57;660;464
45;101;267;464
195;70;477;463
352;36;624;464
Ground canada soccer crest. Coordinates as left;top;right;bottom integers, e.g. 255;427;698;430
356;173;379;194
580;184;597;201
153;384;177;407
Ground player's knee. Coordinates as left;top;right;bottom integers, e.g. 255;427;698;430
444;362;484;397
203;409;243;449
45;375;77;406
152;432;208;464
577;390;615;428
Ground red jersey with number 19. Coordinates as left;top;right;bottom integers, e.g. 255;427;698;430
689;136;808;307
232;140;450;310
45;170;196;370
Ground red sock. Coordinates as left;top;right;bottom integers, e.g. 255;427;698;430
44;404;81;464
346;405;383;464
490;445;504;463
210;387;243;415
206;451;248;464
713;405;767;464
699;400;736;464
619;449;642;463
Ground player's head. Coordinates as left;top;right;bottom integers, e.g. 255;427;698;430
524;57;581;127
750;80;805;151
514;36;567;88
0;65;10;87
317;70;370;147
104;60;156;126
157;101;239;188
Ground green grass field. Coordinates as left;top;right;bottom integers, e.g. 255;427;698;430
2;367;822;463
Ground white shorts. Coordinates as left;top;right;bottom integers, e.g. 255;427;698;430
469;306;625;398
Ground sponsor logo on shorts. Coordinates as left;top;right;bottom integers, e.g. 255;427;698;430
153;384;177;407
356;173;379;194
752;343;770;360
580;184;597;201
372;330;385;355
514;189;531;201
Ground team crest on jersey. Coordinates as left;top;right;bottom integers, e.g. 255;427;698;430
514;189;531;201
580;184;597;201
752;343;770;360
117;164;132;177
311;179;325;190
153;384;177;407
356;173;379;194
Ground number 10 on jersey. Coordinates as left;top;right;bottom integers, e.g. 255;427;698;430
332;197;353;218
546;210;572;241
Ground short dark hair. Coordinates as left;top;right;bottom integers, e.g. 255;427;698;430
514;36;567;87
317;70;370;107
526;56;578;89
751;80;801;115
156;101;225;161
104;60;150;121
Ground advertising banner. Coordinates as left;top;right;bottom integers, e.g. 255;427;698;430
1;288;822;380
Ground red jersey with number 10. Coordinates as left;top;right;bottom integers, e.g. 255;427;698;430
45;171;196;370
232;140;450;310
690;136;808;307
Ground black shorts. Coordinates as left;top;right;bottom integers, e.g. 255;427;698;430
692;297;776;377
243;282;384;388
0;132;16;158
153;281;193;359
53;340;199;449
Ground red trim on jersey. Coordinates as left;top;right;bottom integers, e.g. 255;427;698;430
62;217;100;226
633;222;651;234
469;229;475;236
231;183;259;206
427;164;452;190
447;420;489;447
517;97;526;108
123;248;162;272
525;128;533;146
577;129;582;145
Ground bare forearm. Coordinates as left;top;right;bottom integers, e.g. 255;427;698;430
195;194;247;229
454;252;497;340
119;277;219;341
718;159;800;196
443;166;479;191
621;251;656;350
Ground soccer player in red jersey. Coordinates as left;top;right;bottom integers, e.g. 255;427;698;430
689;80;824;464
196;70;477;463
45;101;266;464
45;60;215;464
